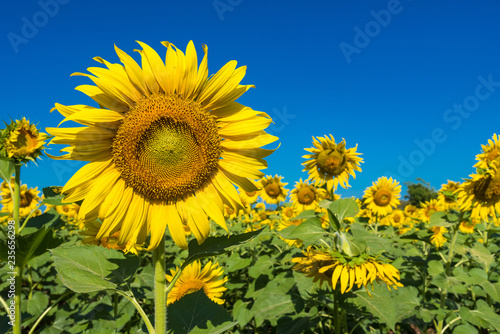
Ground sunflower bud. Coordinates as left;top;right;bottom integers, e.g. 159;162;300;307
0;117;48;164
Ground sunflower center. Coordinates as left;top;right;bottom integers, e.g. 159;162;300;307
393;215;401;223
373;189;392;207
20;191;34;208
473;173;500;204
316;150;347;176
176;280;205;300
14;129;38;151
265;183;281;198
297;186;316;205
112;94;221;201
284;208;294;217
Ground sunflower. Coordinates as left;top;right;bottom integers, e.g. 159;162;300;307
238;180;261;205
1;177;41;219
430;226;447;248
474;134;500;170
302;135;363;191
456;163;500;222
259;175;288;204
166;260;227;305
290;178;326;212
293;248;403;294
362;177;401;217
459;220;476;234
47;41;277;250
0;117;47;163
280;206;296;221
437;180;460;211
80;220;140;254
387;209;406;228
419;199;443;223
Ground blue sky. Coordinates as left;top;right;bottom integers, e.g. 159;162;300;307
2;0;500;200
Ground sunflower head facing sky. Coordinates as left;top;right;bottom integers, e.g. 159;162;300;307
0;117;47;164
290;178;327;212
302;135;363;192
259;175;288;204
47;41;277;250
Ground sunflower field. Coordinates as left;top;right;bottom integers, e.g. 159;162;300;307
1;41;500;334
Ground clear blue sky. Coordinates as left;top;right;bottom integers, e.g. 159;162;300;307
2;0;500;199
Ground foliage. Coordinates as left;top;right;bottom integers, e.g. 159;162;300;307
404;178;438;207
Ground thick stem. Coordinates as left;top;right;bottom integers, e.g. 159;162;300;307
13;165;22;334
154;235;167;334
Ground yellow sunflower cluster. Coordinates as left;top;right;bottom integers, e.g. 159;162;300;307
292;247;403;295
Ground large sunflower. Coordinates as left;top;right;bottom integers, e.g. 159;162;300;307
166;260;227;305
47;41;277;250
474;133;500;169
456;163;500;222
259;175;288;204
362;177;401;217
302;135;363;191
290;178;326;211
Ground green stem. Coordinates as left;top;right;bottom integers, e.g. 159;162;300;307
116;291;155;334
0;295;9;317
28;291;72;334
18;201;44;234
13;165;22;334
333;290;341;333
154;235;166;334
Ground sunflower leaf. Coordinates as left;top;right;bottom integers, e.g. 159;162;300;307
459;300;500;332
184;228;264;268
42;186;66;205
328;198;359;222
0;157;15;184
50;245;139;293
428;211;453;228
167;290;237;334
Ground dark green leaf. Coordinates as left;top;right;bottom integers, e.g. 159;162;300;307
459;300;500;332
51;245;139;293
167;290;236;334
42;186;66;205
354;287;397;330
452;323;479;334
184;229;264;268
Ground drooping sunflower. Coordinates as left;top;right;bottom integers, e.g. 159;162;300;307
474;133;500;169
437;180;460;211
362;177;401;217
459;220;477;234
47;41;277;250
430;226;447;248
166;260;227;305
302;135;363;191
293;247;403;295
259;175;288;204
290;178;326;211
456;163;500;222
0;117;47;163
0;177;42;219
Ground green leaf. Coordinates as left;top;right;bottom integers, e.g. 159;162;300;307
51;245;139;293
329;198;359;222
347;223;392;253
25;291;49;316
428;260;445;276
286;218;326;244
354;286;397;330
452;323;479;334
0;225;63;266
167;290;236;334
393;287;421;323
292;209;317;220
22;210;63;231
428;211;453;228
184;229;264;268
459;300;500;332
248;255;274;279
0;157;14;184
42;186;66;205
469;242;494;271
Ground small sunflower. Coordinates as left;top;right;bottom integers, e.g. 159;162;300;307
259;175;288;204
456;163;500;222
474;134;500;169
362;177;401;217
166;260;227;305
293;247;403;294
238;180;261;205
47;41;277;250
459;220;476;234
430;226;447;248
437;180;460;211
1;177;41;218
290;179;326;211
0;118;47;163
302;135;363;191
419;199;444;223
81;220;140;254
387;209;406;228
281;206;296;221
